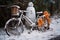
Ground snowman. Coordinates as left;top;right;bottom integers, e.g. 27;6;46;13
26;2;36;23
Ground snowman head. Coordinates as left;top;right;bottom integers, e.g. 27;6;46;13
28;2;34;7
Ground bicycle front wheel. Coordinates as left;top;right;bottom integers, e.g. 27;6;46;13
4;18;24;36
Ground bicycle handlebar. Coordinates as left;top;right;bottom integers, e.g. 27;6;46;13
19;10;28;13
19;10;43;13
37;11;43;14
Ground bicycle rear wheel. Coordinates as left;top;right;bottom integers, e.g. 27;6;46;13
44;19;49;30
4;18;24;36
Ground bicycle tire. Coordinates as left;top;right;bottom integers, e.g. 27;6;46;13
4;18;24;36
43;18;49;30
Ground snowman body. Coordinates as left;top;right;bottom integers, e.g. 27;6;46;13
26;2;36;23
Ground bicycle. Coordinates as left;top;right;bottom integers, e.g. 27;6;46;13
4;10;36;36
37;11;51;31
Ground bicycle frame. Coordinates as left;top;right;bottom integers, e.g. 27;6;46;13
19;10;36;27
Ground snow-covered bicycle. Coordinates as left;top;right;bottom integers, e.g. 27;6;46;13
4;10;50;36
4;10;36;36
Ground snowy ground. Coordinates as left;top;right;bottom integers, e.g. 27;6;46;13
0;17;60;40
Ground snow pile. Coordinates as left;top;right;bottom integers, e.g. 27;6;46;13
0;18;60;40
50;18;60;35
5;30;55;40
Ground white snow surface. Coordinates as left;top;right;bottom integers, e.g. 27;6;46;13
0;18;60;40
